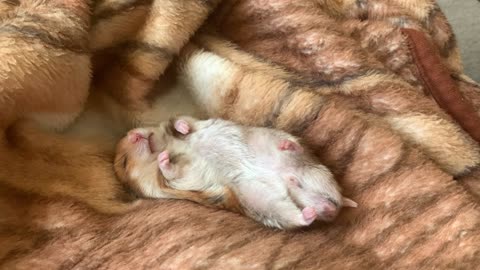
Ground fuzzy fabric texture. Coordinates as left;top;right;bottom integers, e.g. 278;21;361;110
1;0;480;269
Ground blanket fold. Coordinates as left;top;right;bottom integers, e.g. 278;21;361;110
402;28;480;143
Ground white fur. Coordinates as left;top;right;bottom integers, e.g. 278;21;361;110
155;118;343;229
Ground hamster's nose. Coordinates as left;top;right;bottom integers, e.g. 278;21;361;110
128;132;144;144
127;129;153;144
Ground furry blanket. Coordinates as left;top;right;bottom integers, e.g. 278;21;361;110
1;0;480;268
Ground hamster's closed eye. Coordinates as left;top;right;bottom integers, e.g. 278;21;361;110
122;155;128;169
113;149;129;179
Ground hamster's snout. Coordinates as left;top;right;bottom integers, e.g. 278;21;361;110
127;130;152;143
126;129;156;154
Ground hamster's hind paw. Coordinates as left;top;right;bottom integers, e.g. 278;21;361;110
302;207;317;225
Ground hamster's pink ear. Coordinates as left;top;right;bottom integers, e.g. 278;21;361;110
174;119;190;135
342;197;358;208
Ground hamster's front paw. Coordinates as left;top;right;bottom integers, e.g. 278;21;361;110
158;151;171;168
174;119;191;135
158;151;176;180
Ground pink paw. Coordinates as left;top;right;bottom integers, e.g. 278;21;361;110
158;151;171;170
174;120;190;135
288;177;300;187
278;139;303;153
302;207;317;225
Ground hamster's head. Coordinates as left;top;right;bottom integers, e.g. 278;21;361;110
114;125;173;198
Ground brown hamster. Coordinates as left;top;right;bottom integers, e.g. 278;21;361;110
114;116;356;229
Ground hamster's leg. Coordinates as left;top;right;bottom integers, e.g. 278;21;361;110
264;199;317;229
267;129;304;153
234;181;316;229
287;178;339;222
171;116;200;135
278;139;303;153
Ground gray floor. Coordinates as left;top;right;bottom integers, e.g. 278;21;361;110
437;0;480;81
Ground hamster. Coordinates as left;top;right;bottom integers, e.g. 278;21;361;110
114;116;357;229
